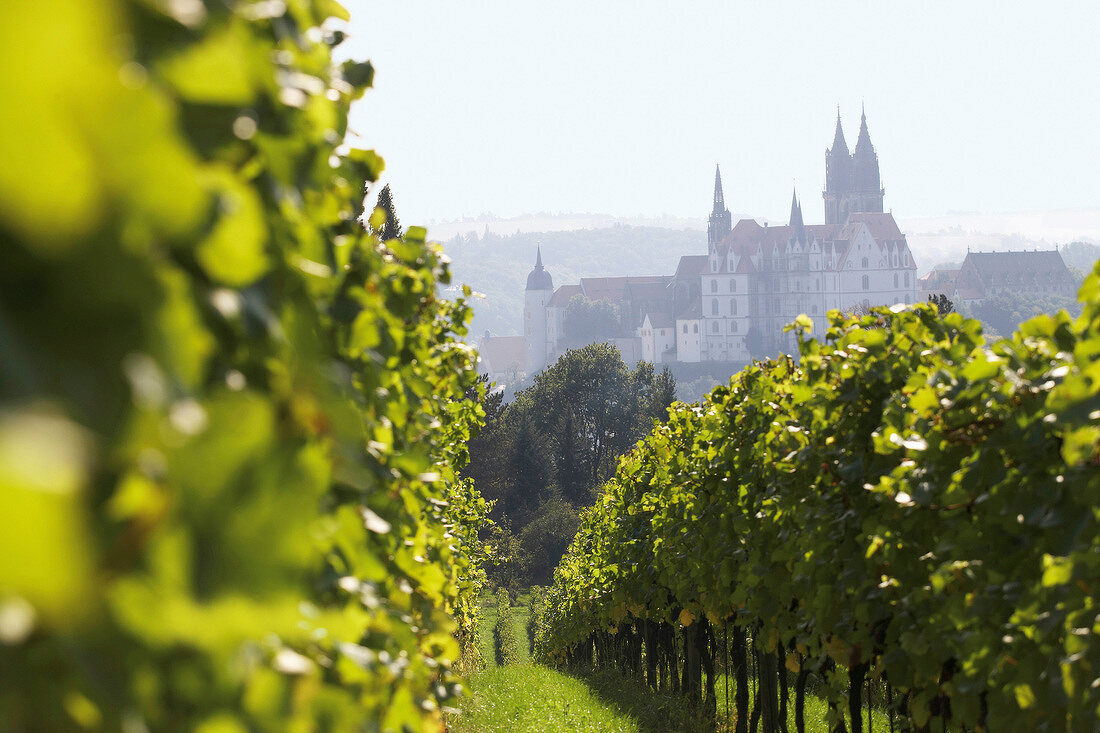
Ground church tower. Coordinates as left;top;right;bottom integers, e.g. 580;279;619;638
524;247;553;375
824;107;885;225
708;164;732;248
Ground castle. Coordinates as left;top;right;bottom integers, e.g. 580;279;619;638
520;110;920;376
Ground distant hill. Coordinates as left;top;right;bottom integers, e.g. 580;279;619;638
441;226;704;339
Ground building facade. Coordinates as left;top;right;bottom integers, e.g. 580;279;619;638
522;110;920;374
918;249;1077;307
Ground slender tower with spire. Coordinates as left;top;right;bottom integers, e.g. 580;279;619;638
708;164;732;249
524;246;553;374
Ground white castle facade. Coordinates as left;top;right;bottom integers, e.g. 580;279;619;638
522;110;919;375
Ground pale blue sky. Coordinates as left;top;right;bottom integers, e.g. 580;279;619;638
342;1;1100;227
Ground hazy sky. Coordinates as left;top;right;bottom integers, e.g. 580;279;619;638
342;1;1100;227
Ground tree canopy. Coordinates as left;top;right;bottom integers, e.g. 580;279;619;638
465;344;675;586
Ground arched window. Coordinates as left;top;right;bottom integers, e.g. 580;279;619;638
862;275;869;290
862;257;869;268
730;279;737;293
730;320;738;333
682;324;688;333
693;323;699;333
711;299;718;315
904;272;910;287
815;279;820;290
710;279;717;293
712;321;719;333
730;299;737;315
894;273;899;287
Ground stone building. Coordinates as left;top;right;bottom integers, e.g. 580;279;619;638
522;110;920;374
919;249;1077;307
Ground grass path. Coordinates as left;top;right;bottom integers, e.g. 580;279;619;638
451;665;657;733
452;595;891;733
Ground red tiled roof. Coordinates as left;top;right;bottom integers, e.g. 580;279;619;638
548;284;582;307
624;279;673;300
580;276;666;303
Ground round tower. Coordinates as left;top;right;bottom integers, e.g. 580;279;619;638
524;246;553;374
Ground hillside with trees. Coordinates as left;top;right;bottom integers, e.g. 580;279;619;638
443;226;704;338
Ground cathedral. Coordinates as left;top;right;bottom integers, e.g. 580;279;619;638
519;109;919;376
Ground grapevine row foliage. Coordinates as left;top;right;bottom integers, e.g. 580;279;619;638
0;0;490;730
534;273;1100;732
493;589;521;667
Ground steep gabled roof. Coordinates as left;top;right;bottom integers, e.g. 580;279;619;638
847;212;903;241
956;250;1076;296
734;255;756;274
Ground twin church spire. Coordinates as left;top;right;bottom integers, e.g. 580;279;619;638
709;106;885;243
825;106;884;225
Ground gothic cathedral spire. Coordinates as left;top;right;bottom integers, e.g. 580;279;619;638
708;164;732;248
789;187;805;243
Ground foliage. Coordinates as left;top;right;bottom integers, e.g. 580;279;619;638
966;289;1081;339
563;294;623;346
0;1;490;729
927;292;954;315
465;345;676;588
493;589;522;667
535;262;1100;731
744;325;765;359
517;499;582;586
374;183;404;242
522;343;676;505
1060;241;1100;274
